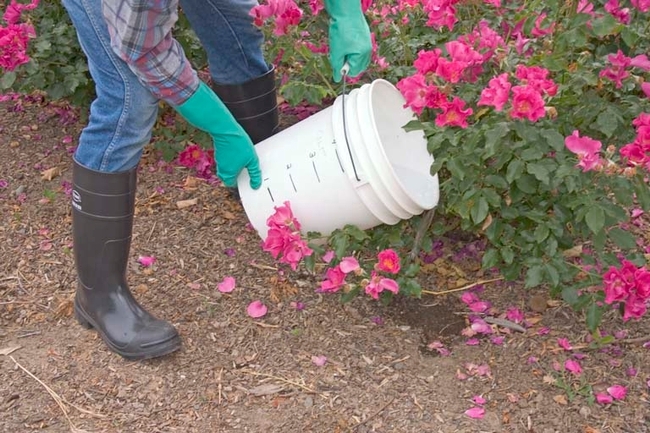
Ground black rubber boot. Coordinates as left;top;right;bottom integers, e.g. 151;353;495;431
211;66;280;145
72;160;181;360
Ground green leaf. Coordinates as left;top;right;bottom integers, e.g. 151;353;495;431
525;265;544;288
506;159;524;184
521;147;545;161
608;227;636;250
446;158;466;181
470;196;489;224
586;302;603;332
340;286;360;304
544;263;560;287
403;120;424;132
534;225;550;243
516;175;538;194
403;263;420;278
430;159;444;176
634;181;650;211
527;162;550;185
482;248;500;269
500;246;515;265
343;225;369;241
595;109;619;138
0;71;16;89
562;286;579;306
485;175;509;189
590;14;621;37
543;129;566;152
585;206;605;235
331;233;350;259
484;123;509;157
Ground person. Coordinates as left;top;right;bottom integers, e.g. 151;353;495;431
61;0;372;360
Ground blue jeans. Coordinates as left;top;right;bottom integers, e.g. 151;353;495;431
62;0;268;172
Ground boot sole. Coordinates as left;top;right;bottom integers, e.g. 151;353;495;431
74;299;182;361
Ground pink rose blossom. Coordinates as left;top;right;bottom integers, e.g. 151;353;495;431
339;256;360;274
435;97;473;128
320;266;346;293
413;48;443;75
509;85;546;122
478;73;511;111
631;0;650;12
376;249;401;274
564;130;603;172
365;271;399;299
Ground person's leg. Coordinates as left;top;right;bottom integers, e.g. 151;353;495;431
62;0;180;359
180;0;279;144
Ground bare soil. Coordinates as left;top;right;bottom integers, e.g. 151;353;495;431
1;95;649;433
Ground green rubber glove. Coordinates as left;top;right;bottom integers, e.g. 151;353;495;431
324;0;372;82
174;82;262;189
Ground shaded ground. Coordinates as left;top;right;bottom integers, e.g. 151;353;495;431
1;95;649;433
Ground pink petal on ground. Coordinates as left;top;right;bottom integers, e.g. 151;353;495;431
290;301;306;310
138;255;156;267
464;407;486;419
247;300;268;318
565;359;582;375
491;336;505;345
466;338;480;346
311;355;327;366
322;250;335;263
468;301;490;313
217;276;236;293
595;393;613;405
607;385;627;400
537;327;550;335
557;337;573;350
472;395;486;405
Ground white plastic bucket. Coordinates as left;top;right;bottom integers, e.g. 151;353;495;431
237;79;440;240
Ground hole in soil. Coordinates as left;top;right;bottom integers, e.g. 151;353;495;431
383;295;466;355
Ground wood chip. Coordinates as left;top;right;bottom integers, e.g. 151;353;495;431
553;394;568;405
41;167;61;181
176;198;198;209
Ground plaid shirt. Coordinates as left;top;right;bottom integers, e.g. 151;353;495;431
101;0;199;106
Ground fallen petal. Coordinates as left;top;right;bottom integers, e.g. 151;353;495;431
247;300;268;318
557;337;573;351
565;359;582;375
311;355;327;366
472;395;486;405
138;255;156;267
464;407;485;419
607;385;627;400
595;393;613;405
217;276;236;293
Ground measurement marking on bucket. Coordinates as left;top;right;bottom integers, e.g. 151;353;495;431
334;148;345;173
289;173;297;192
312;161;321;183
267;187;275;202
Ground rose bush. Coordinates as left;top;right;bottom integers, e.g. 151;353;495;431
252;0;650;330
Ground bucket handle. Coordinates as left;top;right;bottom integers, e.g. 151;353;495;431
340;63;362;182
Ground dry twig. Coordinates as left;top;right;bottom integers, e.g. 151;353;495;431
9;355;105;433
421;277;504;296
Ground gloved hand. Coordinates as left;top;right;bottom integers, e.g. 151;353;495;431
174;82;262;189
324;0;372;83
